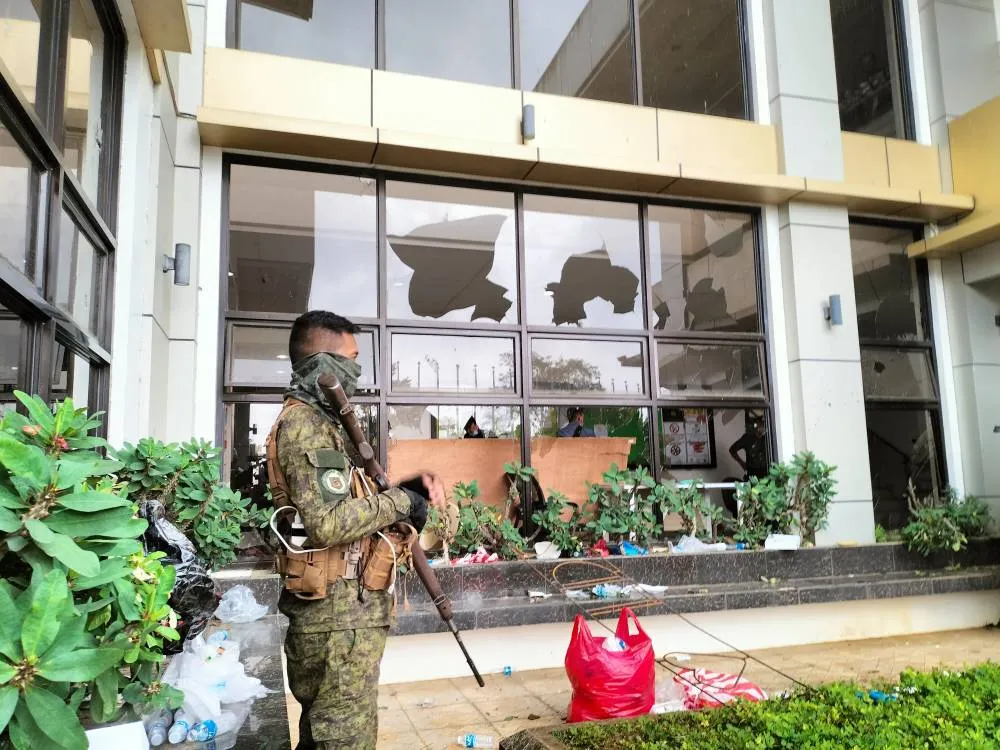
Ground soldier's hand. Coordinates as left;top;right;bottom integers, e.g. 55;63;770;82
420;473;447;512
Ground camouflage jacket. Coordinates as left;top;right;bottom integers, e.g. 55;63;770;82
274;401;412;633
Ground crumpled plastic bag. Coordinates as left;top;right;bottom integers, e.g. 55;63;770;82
450;547;499;566
669;534;727;555
674;668;767;710
162;634;271;722
139;500;221;652
215;585;269;624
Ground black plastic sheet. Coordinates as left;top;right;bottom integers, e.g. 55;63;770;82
139;500;221;653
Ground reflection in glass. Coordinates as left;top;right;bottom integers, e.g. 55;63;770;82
56;210;101;336
386;182;517;323
861;348;936;401
531;338;644;395
391;334;515;394
867;409;942;529
385;0;512;87
227;401;378;510
0;0;41;112
518;0;634;104
237;0;375;68
639;0;747;118
831;0;907;137
66;0;105;203
656;342;762;398
524;195;642;328
660;407;770;519
231;326;377;390
0;307;21;395
0;125;36;277
850;224;925;341
648;206;757;333
529;406;650;503
228;165;377;316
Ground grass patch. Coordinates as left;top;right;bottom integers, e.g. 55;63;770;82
557;663;1000;749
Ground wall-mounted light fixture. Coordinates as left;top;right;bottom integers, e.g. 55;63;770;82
824;294;843;326
163;243;191;286
521;104;535;142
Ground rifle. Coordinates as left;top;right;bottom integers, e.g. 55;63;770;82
317;373;486;688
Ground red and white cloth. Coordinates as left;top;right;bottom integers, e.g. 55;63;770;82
673;668;767;710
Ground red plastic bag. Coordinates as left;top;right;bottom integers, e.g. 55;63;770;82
673;668;767;710
565;608;655;723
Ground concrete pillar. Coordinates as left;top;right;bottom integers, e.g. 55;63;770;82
763;0;875;543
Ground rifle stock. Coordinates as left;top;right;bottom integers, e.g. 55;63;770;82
317;373;483;687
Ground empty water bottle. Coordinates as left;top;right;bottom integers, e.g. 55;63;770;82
188;710;238;742
206;630;230;647
144;710;171;747
167;709;192;744
457;734;494;748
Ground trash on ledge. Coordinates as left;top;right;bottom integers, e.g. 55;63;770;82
669;535;727;555
527;590;553;601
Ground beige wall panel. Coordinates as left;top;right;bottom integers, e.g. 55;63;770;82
949;95;1000;216
663;169;805;204
841;133;890;189
523;91;658;163
886;138;943;193
658;110;780;175
132;0;192;53
373;70;523;147
202;47;372;129
804;179;918;216
908;212;1000;258
527;149;678;193
198;108;377;163
374;129;537;180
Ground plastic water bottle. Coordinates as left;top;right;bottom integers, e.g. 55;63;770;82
457;734;494;748
188;711;238;742
502;666;513;677
206;630;230;646
144;710;170;746
601;637;627;653
167;709;192;744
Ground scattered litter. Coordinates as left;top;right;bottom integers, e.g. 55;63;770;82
602;637;628;652
666;653;691;663
634;584;668;596
617;541;648;556
764;534;801;551
415;698;434;709
451;547;499;565
589;540;611;558
214;585;268;624
669;535;727;555
674;668;767;710
534;541;561;560
593;584;626;599
651;678;687;714
527;713;541;721
503;666;513;677
527;590;553;601
760;576;780;586
567;589;591;600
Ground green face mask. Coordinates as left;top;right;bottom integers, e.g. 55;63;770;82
286;352;363;411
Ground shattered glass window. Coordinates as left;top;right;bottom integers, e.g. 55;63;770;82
656;342;763;399
386;182;518;324
851;223;926;342
648;205;758;334
524;195;643;329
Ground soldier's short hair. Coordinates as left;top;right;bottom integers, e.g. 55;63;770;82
289;311;360;364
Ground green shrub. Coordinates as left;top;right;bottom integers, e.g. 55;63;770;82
114;439;269;570
585;465;660;545
0;394;182;748
655;480;723;539
449;481;525;560
901;482;991;557
530;490;583;555
559;663;1000;750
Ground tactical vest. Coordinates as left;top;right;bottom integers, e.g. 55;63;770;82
265;400;416;600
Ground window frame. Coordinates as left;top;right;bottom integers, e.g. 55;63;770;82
0;0;124;429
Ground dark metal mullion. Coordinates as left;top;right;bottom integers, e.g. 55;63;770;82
640;202;662;474
227;0;240;48
738;0;754;121
35;0;70;140
94;0;127;232
509;0;520;90
216;160;234;452
61;171;116;252
630;0;642;106
375;0;386;71
377;176;389;468
514;191;534;527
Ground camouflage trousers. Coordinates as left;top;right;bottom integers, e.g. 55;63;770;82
285;626;389;750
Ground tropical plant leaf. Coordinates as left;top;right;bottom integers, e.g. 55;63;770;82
13;392;55;433
52;457;103;491
24;686;88;749
0;484;26;510
0;506;21;533
5;535;26;552
0;685;17;734
0;661;14;685
26;520;100;577
0;435;49;490
44;507;136;537
0;584;22;661
55;490;129;513
37;647;123;683
72;559;131;591
78;538;142;557
20;569;69;659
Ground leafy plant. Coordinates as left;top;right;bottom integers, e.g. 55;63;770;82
786;452;837;543
450;481;525;560
0;393;182;747
733;475;795;548
114;439;268;570
558;663;1000;749
900;481;990;557
584;465;659;545
655;480;723;538
530;490;583;555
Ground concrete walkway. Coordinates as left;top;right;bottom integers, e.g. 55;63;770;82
285;627;1000;749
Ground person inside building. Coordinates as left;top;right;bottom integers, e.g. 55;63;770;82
728;415;769;481
558;407;596;438
463;416;486;438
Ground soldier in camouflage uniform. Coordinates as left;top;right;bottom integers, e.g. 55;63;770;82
272;311;445;750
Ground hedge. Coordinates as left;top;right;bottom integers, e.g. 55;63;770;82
558;663;1000;749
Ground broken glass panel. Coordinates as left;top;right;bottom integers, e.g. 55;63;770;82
656;342;763;398
860;347;936;401
386;182;517;324
648;205;758;333
524;195;642;329
850;223;926;342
